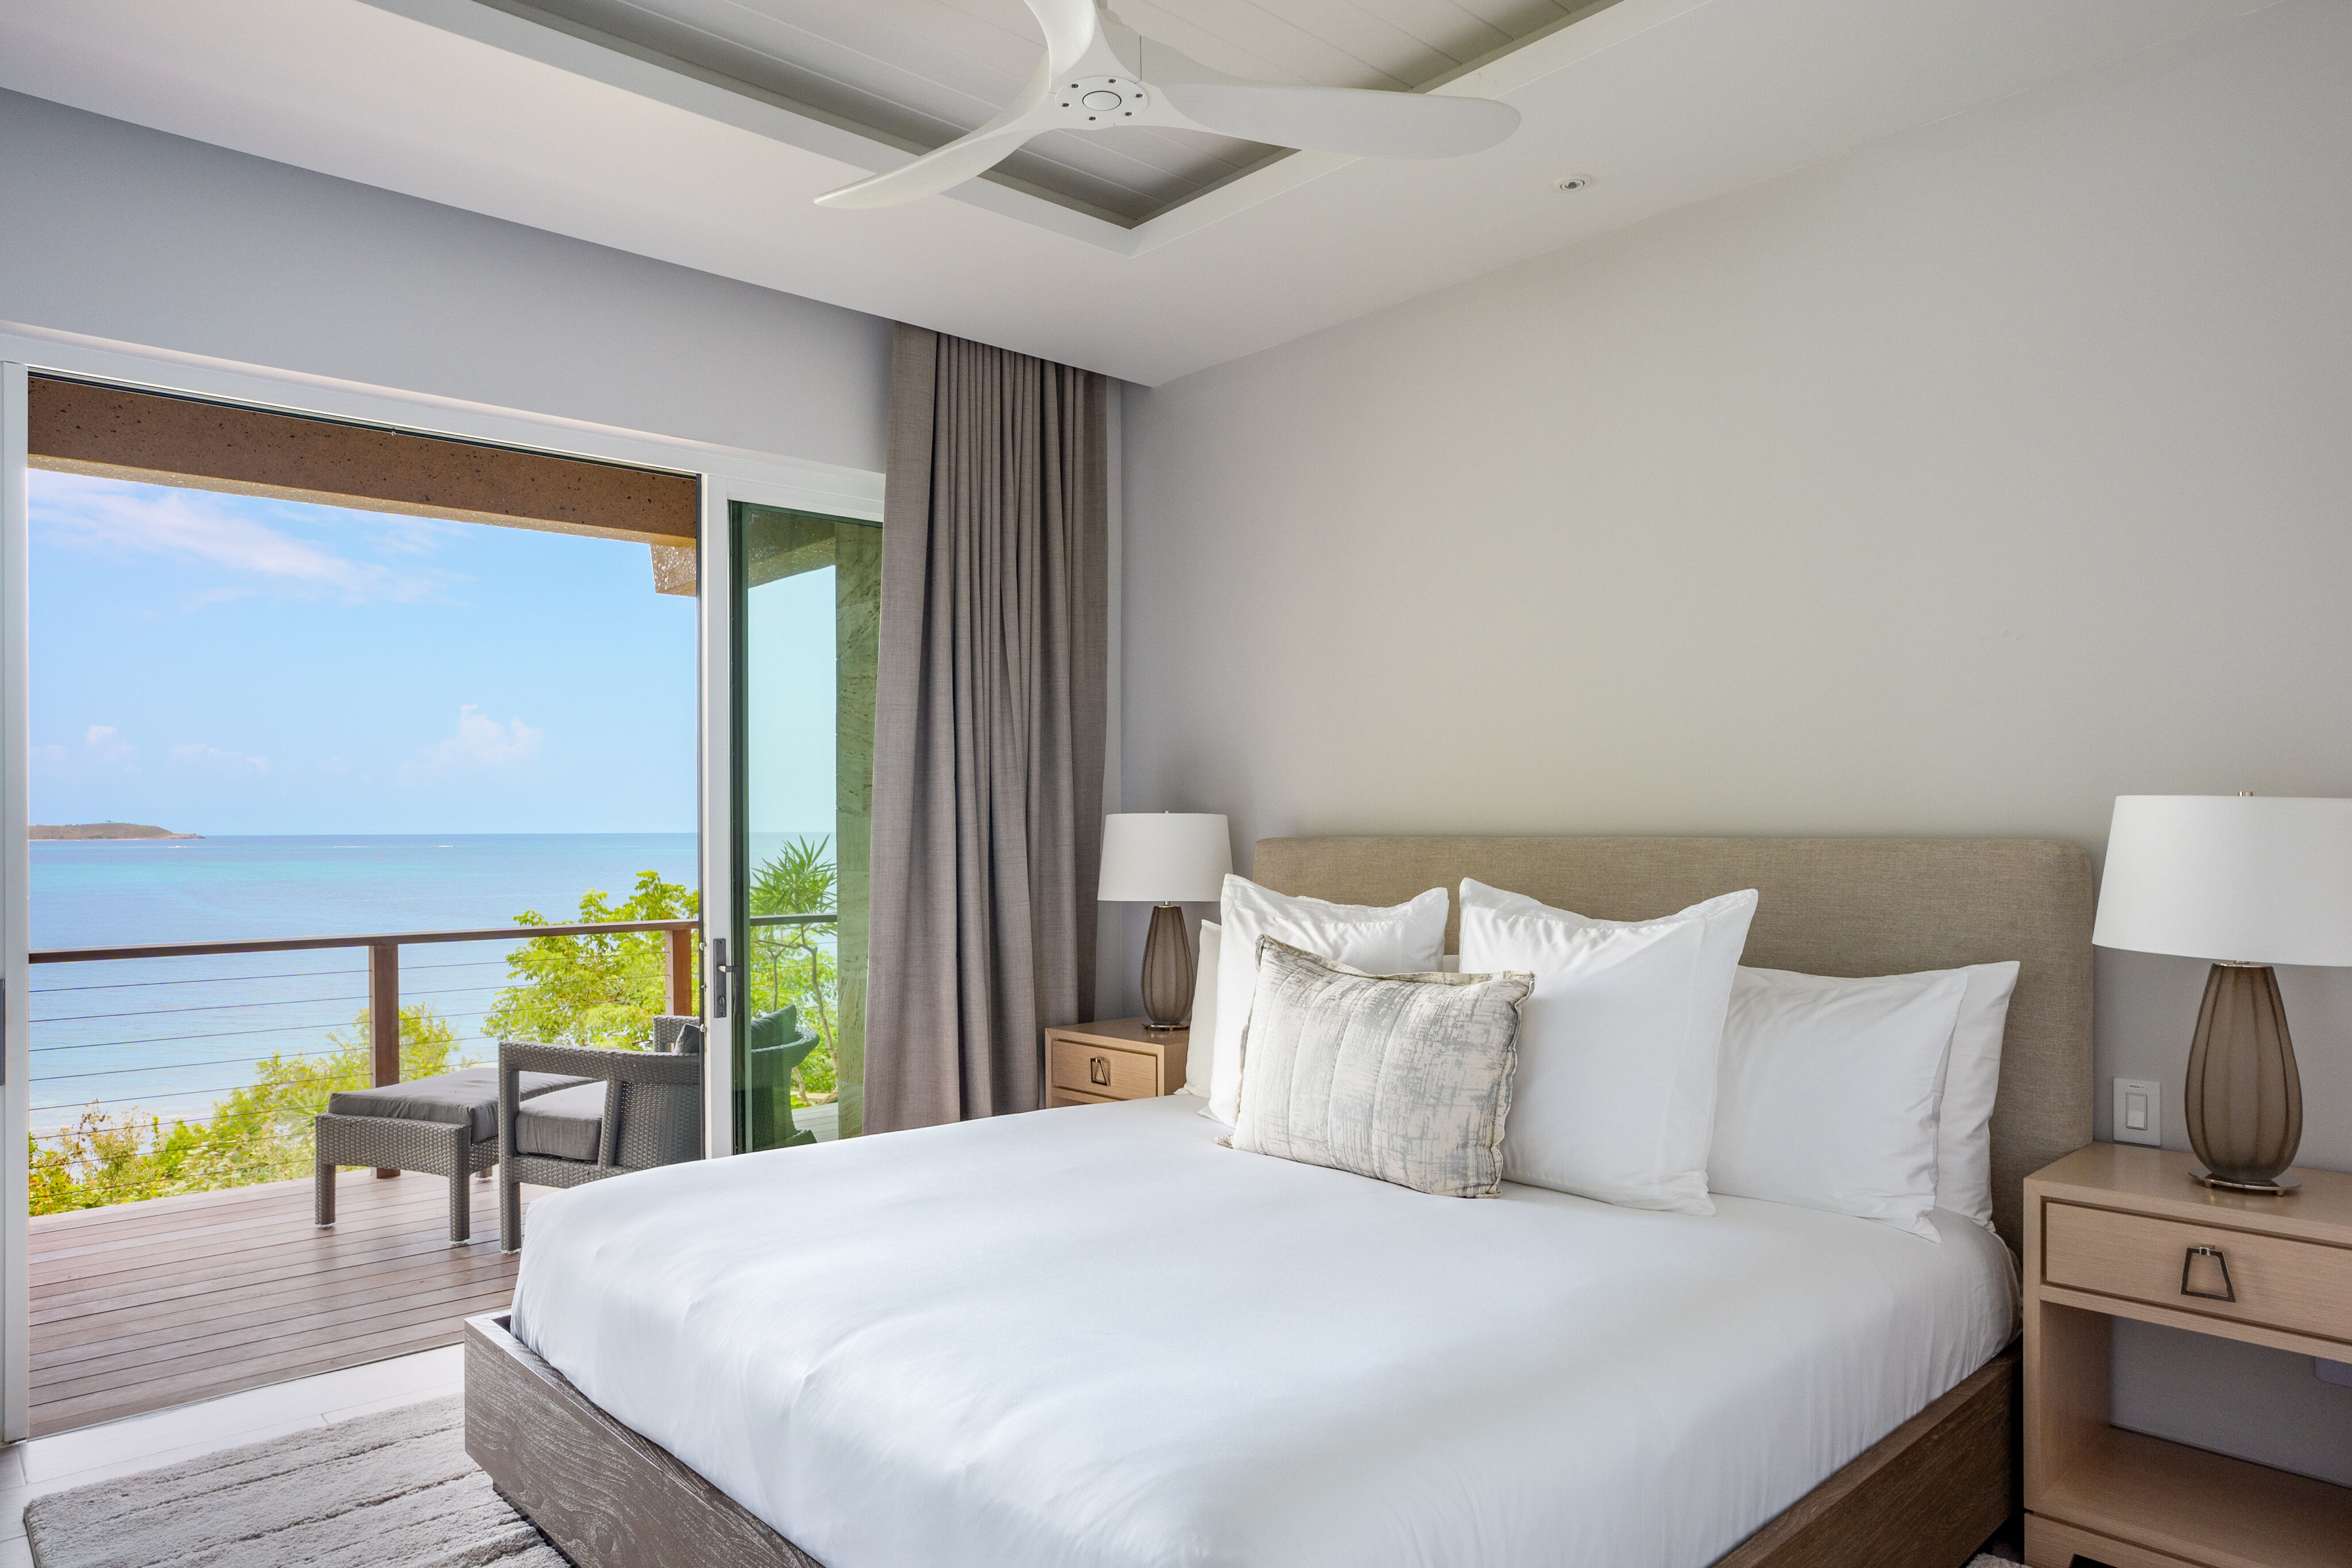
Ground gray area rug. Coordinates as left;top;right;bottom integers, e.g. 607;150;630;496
23;1395;565;1568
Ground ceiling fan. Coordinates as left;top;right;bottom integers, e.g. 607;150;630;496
815;0;1521;210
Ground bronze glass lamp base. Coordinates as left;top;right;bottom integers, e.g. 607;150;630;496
2183;961;2303;1195
1139;902;1194;1031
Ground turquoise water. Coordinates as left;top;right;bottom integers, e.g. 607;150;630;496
30;834;701;1143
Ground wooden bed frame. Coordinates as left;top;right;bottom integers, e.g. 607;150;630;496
467;834;2093;1568
469;1311;2016;1568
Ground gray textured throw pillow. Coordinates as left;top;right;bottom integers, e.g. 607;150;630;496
1227;938;1534;1198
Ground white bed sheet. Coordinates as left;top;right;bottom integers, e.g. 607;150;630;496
511;1094;2016;1568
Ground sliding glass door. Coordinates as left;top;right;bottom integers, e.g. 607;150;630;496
727;504;880;1153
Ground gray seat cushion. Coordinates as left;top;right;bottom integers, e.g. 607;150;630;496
515;1081;609;1162
326;1066;587;1144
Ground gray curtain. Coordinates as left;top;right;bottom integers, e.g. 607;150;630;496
865;324;1110;1132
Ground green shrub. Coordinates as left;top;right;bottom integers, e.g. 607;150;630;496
482;872;698;1052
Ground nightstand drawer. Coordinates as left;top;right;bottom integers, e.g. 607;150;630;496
2043;1201;2352;1344
1047;1037;1159;1100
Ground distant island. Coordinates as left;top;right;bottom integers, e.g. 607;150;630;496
30;823;201;841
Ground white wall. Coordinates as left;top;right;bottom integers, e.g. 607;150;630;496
0;90;891;467
1122;0;2352;1477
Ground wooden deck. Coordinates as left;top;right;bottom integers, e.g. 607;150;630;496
30;1170;527;1436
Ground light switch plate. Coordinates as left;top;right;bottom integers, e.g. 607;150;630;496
2114;1078;2161;1147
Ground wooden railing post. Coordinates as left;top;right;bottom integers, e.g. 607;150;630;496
667;925;697;1017
369;939;401;1178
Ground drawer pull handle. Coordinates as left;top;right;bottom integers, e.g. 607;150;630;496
2180;1244;2235;1302
1088;1055;1111;1087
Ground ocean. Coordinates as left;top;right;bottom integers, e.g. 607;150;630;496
28;833;708;1144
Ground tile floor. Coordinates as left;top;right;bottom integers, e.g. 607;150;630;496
0;1344;463;1566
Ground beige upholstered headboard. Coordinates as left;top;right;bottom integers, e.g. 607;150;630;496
1252;836;2094;1253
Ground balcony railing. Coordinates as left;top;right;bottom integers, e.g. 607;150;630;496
30;911;841;1171
32;917;705;1100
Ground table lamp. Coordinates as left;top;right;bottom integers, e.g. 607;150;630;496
1098;813;1231;1029
2092;795;2352;1193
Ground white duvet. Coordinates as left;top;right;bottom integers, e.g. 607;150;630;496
511;1095;2016;1568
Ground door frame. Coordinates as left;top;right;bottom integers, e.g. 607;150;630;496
0;324;883;1430
3;362;32;1443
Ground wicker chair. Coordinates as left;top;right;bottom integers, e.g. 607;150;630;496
497;1017;706;1252
314;1064;587;1244
746;1006;823;1151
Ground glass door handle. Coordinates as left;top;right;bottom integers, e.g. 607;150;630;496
710;938;741;1018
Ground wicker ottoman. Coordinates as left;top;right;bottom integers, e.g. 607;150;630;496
315;1065;586;1243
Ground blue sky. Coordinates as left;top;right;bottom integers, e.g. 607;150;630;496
28;471;838;836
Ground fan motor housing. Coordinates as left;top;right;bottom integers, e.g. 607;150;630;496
1056;75;1147;126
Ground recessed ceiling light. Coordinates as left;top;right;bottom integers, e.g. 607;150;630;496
1554;175;1594;193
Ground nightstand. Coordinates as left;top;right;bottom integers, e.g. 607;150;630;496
1043;1019;1188;1108
2022;1143;2352;1568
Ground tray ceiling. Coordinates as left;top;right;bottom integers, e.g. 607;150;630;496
0;0;2284;385
510;0;1600;222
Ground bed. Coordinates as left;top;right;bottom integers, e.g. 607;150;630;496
467;834;2095;1568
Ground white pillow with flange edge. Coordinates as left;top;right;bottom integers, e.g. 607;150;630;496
1204;876;1449;1126
1457;880;1758;1213
1722;960;2018;1233
1933;959;2020;1233
1178;920;1220;1097
1709;966;1967;1240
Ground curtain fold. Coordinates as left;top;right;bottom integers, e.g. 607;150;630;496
865;324;1109;1132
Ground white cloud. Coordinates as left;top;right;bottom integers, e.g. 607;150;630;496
85;725;135;766
169;742;270;776
396;706;543;783
29;471;448;603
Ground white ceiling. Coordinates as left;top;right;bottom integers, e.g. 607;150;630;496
0;0;2278;386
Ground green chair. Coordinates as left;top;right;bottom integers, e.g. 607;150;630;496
746;1006;822;1151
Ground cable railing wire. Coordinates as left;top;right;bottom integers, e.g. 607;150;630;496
42;1045;397;1082
34;978;518;1025
31;1007;499;1055
34;993;376;1024
31;956;513;996
37;979;529;1024
30;966;370;996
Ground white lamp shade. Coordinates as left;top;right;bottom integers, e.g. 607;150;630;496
1098;814;1231;904
2093;795;2352;967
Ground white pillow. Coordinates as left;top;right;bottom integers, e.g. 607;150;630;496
1179;921;1221;1096
1709;966;1967;1239
1458;880;1758;1213
1206;876;1449;1126
1918;962;2018;1232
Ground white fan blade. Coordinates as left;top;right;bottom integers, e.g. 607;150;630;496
1023;0;1103;73
815;123;1039;208
817;57;1054;209
1158;82;1518;158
